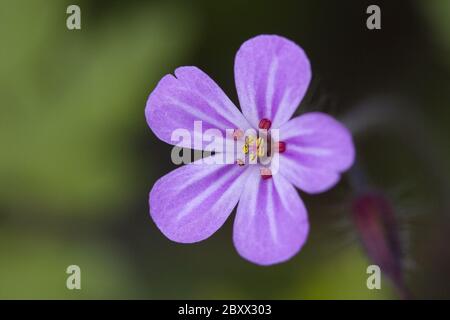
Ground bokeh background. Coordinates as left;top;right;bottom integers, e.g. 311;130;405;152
0;0;449;299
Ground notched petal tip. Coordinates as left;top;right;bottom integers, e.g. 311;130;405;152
145;66;250;148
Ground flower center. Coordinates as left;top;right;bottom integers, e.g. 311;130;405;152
235;118;286;180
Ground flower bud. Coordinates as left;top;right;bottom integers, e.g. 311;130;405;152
352;192;410;298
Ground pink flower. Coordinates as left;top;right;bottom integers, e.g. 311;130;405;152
145;35;355;265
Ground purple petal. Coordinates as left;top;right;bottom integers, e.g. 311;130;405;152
233;167;309;265
150;157;251;243
146;66;250;149
234;35;311;129
279;112;355;194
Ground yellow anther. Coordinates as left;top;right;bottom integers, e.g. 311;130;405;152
257;147;265;158
243;135;256;155
256;138;265;157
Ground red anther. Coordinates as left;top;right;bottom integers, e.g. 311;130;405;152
261;173;272;180
260;167;272;180
233;129;244;140
278;141;286;153
258;118;272;130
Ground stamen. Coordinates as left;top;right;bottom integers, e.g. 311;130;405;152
259;118;272;130
233;129;244;140
241;134;270;163
242;143;249;154
277;141;286;153
256;137;262;147
257;137;265;157
243;135;257;158
260;167;272;180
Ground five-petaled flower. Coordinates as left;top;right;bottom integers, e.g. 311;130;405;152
145;35;355;265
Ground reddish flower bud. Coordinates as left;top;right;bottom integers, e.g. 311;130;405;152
352;192;410;298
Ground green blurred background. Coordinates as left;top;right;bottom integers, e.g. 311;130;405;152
0;0;449;299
